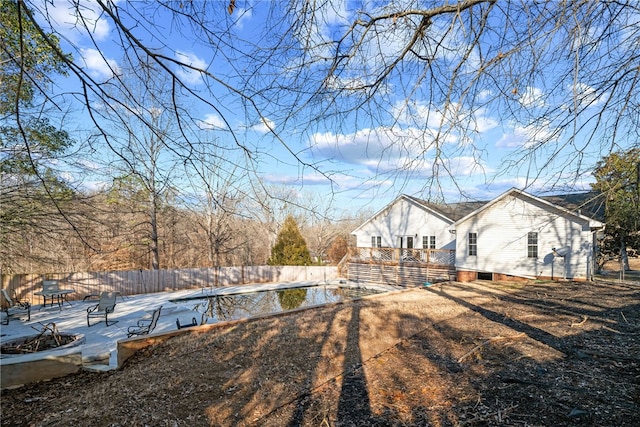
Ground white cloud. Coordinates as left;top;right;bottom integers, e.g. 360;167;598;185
261;170;383;193
565;82;606;110
76;158;101;171
392;100;498;136
44;0;111;42
199;113;225;130
232;7;253;30
81;180;108;192
495;121;557;149
310;127;415;168
519;86;545;108
477;89;493;102
80;48;120;80
308;126;486;179
571;24;602;53
392;100;446;129
445;156;487;177
620;9;640;52
292;0;351;60
261;172;331;186
251;117;275;134
472;177;537;198
473;112;499;133
175;51;207;85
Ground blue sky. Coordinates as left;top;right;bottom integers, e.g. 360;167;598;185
29;0;637;212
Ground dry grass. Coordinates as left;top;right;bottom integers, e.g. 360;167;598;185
2;280;639;426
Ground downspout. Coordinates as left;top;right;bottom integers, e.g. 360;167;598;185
589;231;595;281
591;224;605;281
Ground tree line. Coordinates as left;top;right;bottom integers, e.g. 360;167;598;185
2;1;639;274
0;1;362;274
1;180;363;274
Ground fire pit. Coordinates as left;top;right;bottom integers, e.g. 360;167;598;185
1;323;85;358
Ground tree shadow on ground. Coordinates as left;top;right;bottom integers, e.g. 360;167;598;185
425;285;575;357
284;304;344;426
2;282;638;426
335;302;372;424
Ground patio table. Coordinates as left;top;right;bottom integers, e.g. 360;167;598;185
34;289;75;309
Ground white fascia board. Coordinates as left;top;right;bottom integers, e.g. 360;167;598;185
350;194;406;235
451;187;604;228
351;194;454;234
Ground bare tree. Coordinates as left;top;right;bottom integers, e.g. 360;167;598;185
181;144;248;269
96;57;184;270
243;1;640;198
6;0;639;246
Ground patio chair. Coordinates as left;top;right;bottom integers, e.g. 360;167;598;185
34;280;59;307
127;306;163;338
87;291;118;327
176;317;198;329
1;289;31;325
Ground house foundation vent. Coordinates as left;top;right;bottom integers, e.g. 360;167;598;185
477;272;493;281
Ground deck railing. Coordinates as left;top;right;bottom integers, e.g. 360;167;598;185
348;247;455;266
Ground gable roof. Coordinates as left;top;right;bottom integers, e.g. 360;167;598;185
351;194;456;234
410;190;605;222
404;195;486;222
451;188;605;229
352;189;605;234
538;191;605;221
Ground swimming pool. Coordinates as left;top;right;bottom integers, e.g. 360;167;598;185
169;284;386;326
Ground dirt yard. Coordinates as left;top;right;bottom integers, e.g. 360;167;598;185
1;278;639;426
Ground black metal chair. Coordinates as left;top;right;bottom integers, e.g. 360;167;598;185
176;317;198;329
127;306;163;338
1;289;31;325
87;291;118;327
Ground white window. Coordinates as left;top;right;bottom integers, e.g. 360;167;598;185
422;236;436;249
527;232;538;258
468;232;477;256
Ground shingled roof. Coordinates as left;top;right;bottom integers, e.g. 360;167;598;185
538;191;605;221
404;191;605;223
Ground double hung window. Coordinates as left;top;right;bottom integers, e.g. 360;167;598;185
468;233;477;256
422;236;436;249
527;232;538;258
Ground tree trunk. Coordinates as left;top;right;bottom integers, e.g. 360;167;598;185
150;202;160;270
620;236;630;271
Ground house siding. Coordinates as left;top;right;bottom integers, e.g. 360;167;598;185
454;194;595;280
354;197;455;250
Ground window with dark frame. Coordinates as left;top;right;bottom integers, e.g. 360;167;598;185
371;236;382;247
430;235;436;249
468;232;477;256
527;232;538;258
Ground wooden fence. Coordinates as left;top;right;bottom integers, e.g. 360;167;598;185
1;266;339;304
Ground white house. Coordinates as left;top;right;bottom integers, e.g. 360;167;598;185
452;188;604;281
352;194;458;251
350;188;605;282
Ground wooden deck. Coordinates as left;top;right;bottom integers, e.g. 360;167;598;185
345;248;456;287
